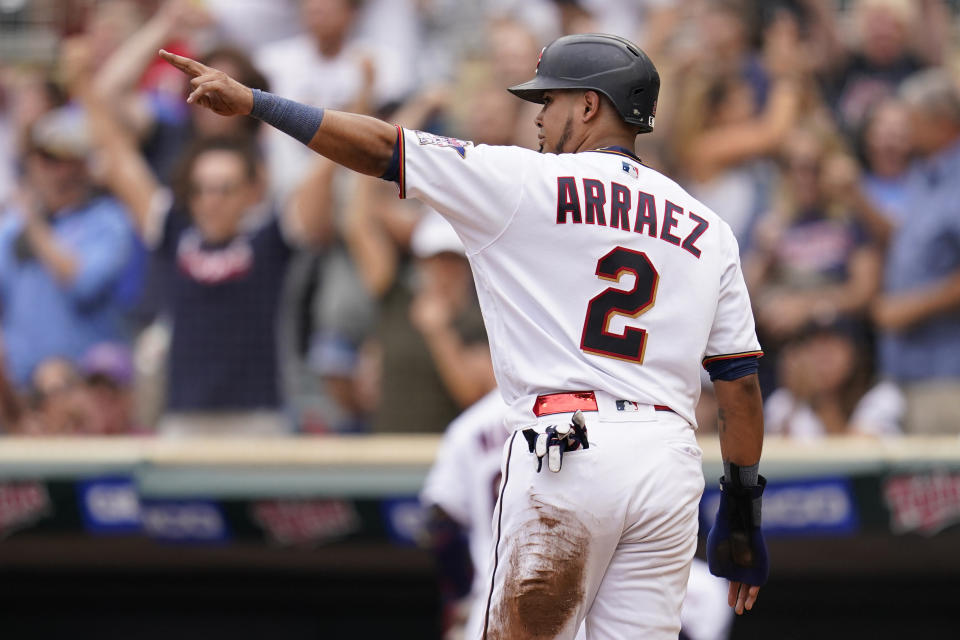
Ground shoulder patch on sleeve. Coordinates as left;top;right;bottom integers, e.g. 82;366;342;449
414;130;473;158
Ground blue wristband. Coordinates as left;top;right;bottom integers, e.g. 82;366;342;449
250;89;324;145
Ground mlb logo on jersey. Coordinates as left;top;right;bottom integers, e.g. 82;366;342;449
622;161;639;180
415;131;471;158
616;400;640;412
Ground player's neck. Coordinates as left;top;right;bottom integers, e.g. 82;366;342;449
575;132;637;156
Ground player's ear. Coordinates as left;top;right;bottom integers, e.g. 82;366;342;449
582;90;602;123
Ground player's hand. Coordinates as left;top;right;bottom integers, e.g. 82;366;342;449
707;474;769;612
729;581;760;615
159;49;253;116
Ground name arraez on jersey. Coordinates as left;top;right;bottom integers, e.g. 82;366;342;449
555;173;710;259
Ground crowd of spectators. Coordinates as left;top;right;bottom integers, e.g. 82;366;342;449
0;0;958;439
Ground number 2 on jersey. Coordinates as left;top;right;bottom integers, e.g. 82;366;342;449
579;246;659;364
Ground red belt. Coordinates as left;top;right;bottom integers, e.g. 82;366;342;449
533;391;674;417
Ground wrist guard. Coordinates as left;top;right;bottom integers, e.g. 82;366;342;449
706;469;769;586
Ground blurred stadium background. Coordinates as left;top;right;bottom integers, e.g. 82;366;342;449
0;0;959;638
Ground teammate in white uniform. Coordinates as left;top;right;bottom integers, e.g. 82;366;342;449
421;391;511;640
162;31;769;640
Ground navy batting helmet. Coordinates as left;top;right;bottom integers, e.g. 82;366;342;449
508;33;660;133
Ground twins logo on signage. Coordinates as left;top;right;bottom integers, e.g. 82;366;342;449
883;472;960;536
251;499;360;546
0;482;52;538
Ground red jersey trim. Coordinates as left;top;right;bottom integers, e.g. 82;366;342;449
701;350;764;366
396;125;406;199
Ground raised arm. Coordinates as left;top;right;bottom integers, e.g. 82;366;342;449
797;0;847;74
286;157;338;246
61;37;161;237
96;0;210;137
683;17;804;182
341;176;403;297
80;82;161;237
159;50;397;177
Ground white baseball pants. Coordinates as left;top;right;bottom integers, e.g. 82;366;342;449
480;393;705;640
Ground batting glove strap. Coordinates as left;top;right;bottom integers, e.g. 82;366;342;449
707;475;769;586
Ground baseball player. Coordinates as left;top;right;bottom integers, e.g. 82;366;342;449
422;388;734;640
161;31;768;639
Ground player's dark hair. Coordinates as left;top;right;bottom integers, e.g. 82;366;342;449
171;135;262;207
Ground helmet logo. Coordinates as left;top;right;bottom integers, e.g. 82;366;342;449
535;47;545;72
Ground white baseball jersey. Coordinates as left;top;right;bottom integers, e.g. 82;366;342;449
397;128;761;428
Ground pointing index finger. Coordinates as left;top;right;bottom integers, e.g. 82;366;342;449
159;49;208;77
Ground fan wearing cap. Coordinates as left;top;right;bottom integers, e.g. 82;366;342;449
0;107;134;387
80;341;141;436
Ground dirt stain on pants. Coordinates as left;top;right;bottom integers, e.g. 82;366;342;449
487;497;590;640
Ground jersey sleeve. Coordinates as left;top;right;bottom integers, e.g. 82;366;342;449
702;233;763;368
397;127;534;252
